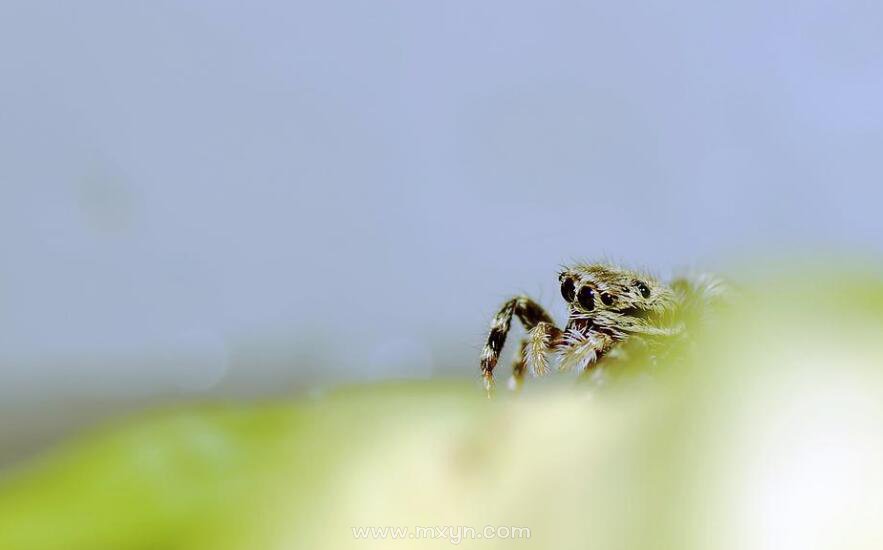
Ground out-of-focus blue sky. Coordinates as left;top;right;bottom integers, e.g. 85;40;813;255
1;1;881;407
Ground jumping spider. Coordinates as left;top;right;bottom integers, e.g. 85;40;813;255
480;262;721;394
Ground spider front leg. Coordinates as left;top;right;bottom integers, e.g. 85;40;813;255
480;296;557;396
510;322;564;391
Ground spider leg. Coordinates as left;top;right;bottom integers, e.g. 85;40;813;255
480;295;556;396
509;322;563;391
509;339;529;392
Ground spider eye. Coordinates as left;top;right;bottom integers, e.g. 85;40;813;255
560;277;576;303
635;281;651;299
576;286;595;311
600;293;615;306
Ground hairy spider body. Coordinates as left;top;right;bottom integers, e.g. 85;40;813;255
480;262;723;394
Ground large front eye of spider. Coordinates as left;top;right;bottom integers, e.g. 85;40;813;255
560;277;576;303
576;286;595;310
635;281;651;299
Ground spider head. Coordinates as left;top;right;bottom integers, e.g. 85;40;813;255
558;263;676;336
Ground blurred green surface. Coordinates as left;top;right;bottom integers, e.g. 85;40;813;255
1;269;882;549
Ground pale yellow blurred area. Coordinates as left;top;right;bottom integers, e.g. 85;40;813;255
1;271;881;550
273;273;883;550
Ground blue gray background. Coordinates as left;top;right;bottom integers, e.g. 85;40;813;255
1;1;881;460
